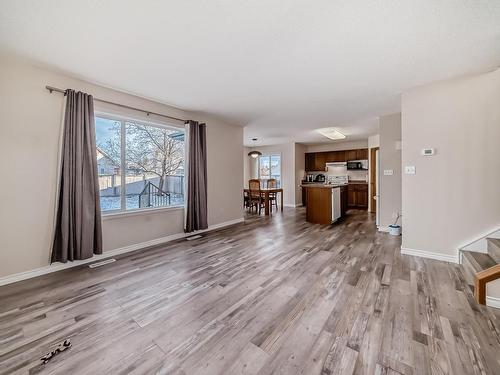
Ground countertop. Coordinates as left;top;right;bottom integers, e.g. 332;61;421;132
301;180;367;188
301;183;347;188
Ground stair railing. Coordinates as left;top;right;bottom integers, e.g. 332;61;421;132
475;264;500;305
138;181;171;208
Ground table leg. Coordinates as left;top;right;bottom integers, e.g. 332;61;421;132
265;191;270;215
280;191;283;211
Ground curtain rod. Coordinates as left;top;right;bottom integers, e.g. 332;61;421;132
45;85;186;123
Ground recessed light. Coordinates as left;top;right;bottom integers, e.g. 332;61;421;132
316;128;346;140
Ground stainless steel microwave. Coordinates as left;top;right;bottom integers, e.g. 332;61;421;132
347;161;363;170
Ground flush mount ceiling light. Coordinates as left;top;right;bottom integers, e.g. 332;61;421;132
248;138;262;158
316;128;346;140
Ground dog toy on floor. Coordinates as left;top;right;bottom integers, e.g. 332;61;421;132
41;339;72;364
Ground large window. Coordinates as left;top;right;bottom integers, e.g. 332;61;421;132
258;154;281;187
95;115;185;213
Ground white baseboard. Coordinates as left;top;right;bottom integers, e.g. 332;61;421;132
400;247;459;264
0;217;244;287
283;203;302;208
486;296;500;309
378;226;389;233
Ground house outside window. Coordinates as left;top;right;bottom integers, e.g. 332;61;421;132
95;115;185;213
258;154;281;187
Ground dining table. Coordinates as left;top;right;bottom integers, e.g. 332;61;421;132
244;187;284;215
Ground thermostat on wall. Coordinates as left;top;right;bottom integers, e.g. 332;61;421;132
421;148;435;156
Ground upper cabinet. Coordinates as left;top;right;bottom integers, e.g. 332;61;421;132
305;153;316;171
345;149;358;161
326;150;345;162
356;148;368;160
305;148;368;171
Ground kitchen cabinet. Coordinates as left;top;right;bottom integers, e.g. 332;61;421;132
356;148;368;160
345;150;358;161
305;152;328;171
326;150;345;163
347;183;368;209
340;185;348;216
305;149;369;171
305;153;316;171
314;152;327;171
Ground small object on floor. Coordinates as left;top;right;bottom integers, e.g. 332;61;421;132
186;235;202;241
41;339;71;364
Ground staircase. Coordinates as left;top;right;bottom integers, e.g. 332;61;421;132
460;238;500;305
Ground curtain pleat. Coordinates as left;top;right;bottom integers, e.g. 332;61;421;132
185;120;208;232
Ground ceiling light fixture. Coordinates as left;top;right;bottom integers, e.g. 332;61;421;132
248;138;262;158
316;128;346;140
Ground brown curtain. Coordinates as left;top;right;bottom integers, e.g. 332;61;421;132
51;90;102;263
185;120;208;232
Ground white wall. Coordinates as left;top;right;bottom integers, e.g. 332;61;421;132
402;68;500;259
0;56;244;278
379;113;402;230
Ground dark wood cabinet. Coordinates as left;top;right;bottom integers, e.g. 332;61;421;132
340;185;348;216
305;153;316;172
326;150;345;163
356;148;368;160
347;183;368;209
305;149;369;171
314;152;326;171
345;150;358;161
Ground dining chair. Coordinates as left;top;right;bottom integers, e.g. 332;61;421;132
267;178;279;212
243;189;250;209
248;179;265;214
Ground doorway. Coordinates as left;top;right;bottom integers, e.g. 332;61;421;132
370;147;379;217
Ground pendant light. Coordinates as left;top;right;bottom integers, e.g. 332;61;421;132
248;138;262;158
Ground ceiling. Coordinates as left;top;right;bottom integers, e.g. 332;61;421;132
1;1;499;146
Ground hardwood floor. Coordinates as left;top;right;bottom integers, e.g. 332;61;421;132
1;208;500;374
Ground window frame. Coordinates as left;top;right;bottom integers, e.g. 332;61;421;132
258;153;282;187
95;111;186;216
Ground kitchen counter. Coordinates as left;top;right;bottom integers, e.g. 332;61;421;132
300;183;346;189
302;184;348;224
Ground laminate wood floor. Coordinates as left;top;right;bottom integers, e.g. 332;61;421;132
1;209;500;374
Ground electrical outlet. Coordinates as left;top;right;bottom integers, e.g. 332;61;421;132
404;166;416;174
383;169;394;176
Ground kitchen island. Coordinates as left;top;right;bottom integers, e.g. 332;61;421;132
302;184;348;224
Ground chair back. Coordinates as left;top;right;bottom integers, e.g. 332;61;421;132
249;179;261;199
267;179;277;188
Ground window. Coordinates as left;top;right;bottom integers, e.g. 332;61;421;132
258;154;281;187
95;115;185;213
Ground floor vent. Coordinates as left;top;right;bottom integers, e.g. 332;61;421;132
88;258;116;268
186;235;202;241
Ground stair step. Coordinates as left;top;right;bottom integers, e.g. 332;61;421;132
487;238;500;263
460;250;498;286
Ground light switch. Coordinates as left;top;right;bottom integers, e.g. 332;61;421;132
383;169;394;176
405;166;416;174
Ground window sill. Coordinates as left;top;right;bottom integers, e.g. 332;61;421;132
101;205;184;220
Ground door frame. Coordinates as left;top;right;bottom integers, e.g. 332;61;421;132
370;147;379;213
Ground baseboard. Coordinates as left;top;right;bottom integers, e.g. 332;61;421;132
283;203;302;208
486;296;500;309
378;226;389;233
400;247;459;264
0;217;244;287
